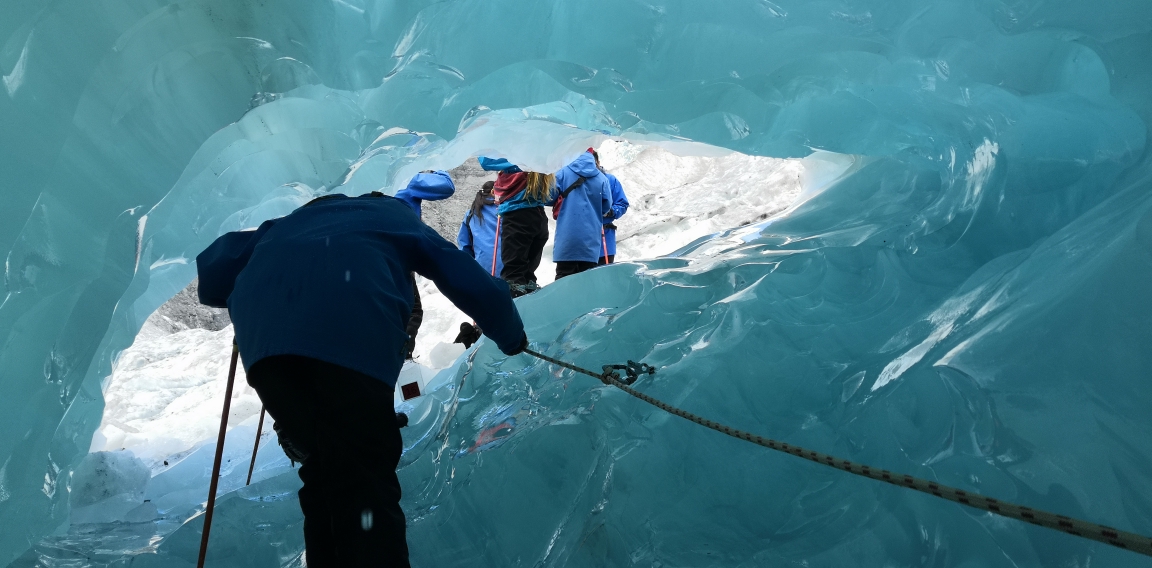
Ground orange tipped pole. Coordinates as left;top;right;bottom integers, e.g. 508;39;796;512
197;342;240;568
491;216;502;276
601;225;609;264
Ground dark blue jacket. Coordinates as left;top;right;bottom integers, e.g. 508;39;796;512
602;173;629;257
395;170;454;217
457;200;504;276
197;194;525;387
550;152;611;263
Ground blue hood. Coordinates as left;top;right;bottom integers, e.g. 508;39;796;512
395;170;454;216
478;157;523;173
566;152;601;178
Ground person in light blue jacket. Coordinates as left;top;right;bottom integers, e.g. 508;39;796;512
456;181;504;276
549;149;612;279
392;170;456;358
599;172;629;264
394;169;454;217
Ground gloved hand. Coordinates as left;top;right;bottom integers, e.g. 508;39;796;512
501;333;529;356
402;335;416;360
453;322;482;348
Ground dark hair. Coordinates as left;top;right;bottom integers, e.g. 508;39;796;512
469;189;489;221
482;180;494;190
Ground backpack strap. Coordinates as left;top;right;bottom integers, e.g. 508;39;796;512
559;176;587;199
551;176;588;220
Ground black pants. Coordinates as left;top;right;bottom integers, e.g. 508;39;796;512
555;261;597;279
499;206;549;285
597;255;615;265
247;355;410;568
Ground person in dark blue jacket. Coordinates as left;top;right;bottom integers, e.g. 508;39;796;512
456;181;504;276
599;172;629;265
550;149;612;279
196;192;526;568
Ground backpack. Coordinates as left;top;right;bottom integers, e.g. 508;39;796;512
551;176;588;220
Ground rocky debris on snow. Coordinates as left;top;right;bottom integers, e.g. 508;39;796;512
145;279;230;334
420;158;497;245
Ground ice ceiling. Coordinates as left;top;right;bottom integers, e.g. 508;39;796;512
2;0;1152;566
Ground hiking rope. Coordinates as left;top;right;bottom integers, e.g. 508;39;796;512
522;347;1152;558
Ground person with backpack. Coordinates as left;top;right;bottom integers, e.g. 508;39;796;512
197;190;527;568
394;170;455;359
479;157;552;297
456;180;503;276
550;148;612;279
599;169;629;265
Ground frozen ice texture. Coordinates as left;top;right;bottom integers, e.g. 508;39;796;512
2;0;1152;566
68;451;150;525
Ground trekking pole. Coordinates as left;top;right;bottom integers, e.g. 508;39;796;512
245;406;266;486
491;216;502;276
600;225;609;264
197;341;240;568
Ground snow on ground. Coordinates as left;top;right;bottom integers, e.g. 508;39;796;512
91;322;262;465
93;140;804;466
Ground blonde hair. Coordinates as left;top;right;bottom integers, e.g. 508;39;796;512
524;172;555;202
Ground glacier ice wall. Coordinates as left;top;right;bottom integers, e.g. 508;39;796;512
2;0;1151;565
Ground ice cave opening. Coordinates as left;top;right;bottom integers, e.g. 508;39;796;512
3;0;1152;567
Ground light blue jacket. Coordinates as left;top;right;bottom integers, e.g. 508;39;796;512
550;152;611;263
395;170;454;217
602;173;629;257
457;201;504;276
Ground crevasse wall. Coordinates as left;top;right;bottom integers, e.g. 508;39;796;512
1;0;1151;565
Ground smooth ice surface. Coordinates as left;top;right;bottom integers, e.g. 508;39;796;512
3;0;1152;566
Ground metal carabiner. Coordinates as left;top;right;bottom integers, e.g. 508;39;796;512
601;360;657;385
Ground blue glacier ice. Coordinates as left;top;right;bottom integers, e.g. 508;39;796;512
2;0;1152;566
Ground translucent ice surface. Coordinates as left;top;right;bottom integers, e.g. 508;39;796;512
3;0;1152;566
